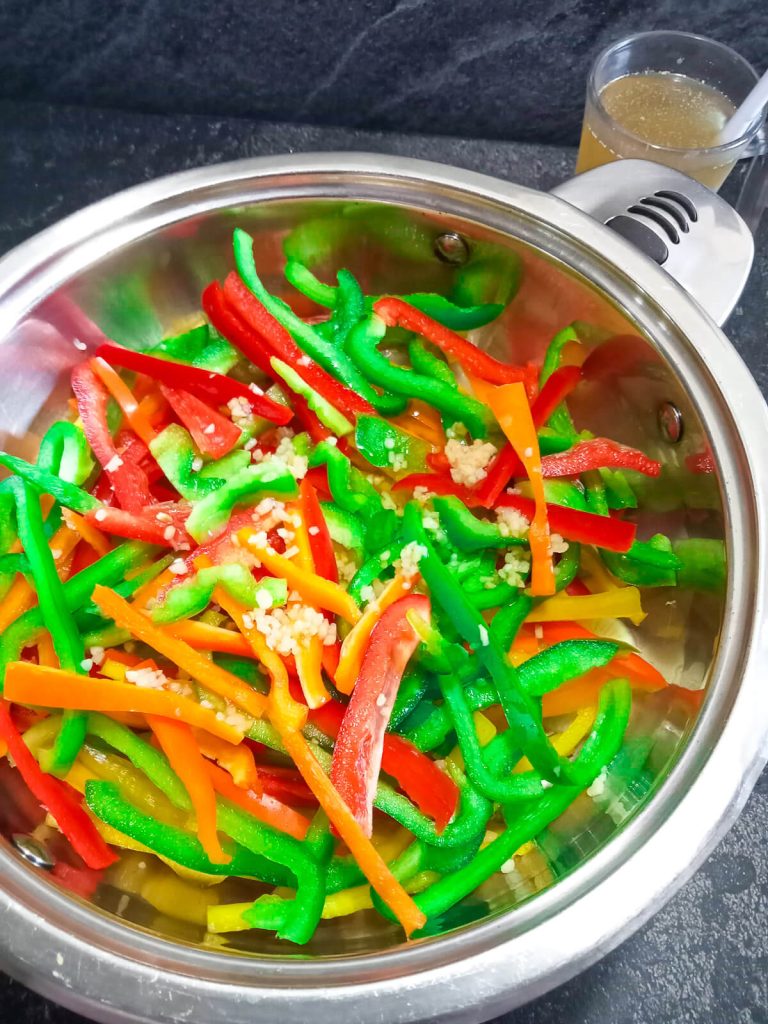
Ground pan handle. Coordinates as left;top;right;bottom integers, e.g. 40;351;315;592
550;159;754;327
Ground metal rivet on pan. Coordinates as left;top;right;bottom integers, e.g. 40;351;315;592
658;401;684;444
434;232;470;265
11;833;55;870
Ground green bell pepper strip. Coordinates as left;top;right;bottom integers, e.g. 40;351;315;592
87;715;325;944
538;430;579;456
602;534;680;587
319;502;365;555
75;555;173;635
84;780;292;884
582;470;611;516
0;484;19;601
308;441;380;517
347;541;404;603
0;553;30;578
402;636;619;753
673;538;726;591
151;566;287;624
37;421;94;486
554;541;581;592
0;542;152;688
346;317;491;439
466;581;519;611
185;463;299;542
0;453;100;514
330;269;366;346
389;668;432;731
411;787;577;924
402;501;583;783
408;336;460;430
600;468;638;510
270;358;354;436
354;414;429;474
490;592;533;650
150;322;239;374
285;259;503;330
149;424;250;501
539;325;579;437
234;229;404;416
6;479;87;774
433;495;527;553
543;479;590;511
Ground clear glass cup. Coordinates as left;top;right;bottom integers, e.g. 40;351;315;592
576;31;765;190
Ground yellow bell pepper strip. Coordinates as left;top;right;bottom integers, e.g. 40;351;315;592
482;380;555;596
90;586;268;721
148;715;230;865
271;716;426;937
4;662;244;744
89;356;157;446
212;586;308;732
241;531;361;625
514;705;597;772
525;587;646;626
295;638;329;710
334;572;413;694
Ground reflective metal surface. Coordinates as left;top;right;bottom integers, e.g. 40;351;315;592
0;154;767;1024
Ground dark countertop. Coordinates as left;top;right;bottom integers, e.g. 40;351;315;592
0;100;766;1024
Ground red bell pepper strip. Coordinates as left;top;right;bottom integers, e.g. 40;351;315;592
305;693;458;831
540;438;661;478
530;365;583;427
373;297;531;386
392;471;473;500
94;339;291;425
159;385;241;459
0;702;116;870
303;466;332;501
84;503;193;550
51;861;105;900
202;282;280;379
474;446;522;507
329;594;431;837
300;478;338;583
252;762;319;806
495;492;636;552
71;363;153;512
222;274;375;419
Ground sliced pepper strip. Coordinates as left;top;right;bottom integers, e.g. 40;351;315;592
525;588;646;626
148;715;230;865
300;478;338;583
0;702;116;870
331;594;430;836
4;662;244;744
95;340;291;425
373;297;529;385
242;531;361;625
185;464;298;543
89;356;157;446
159;385;242;459
205;761;310;842
90;586;268;721
84;503;193;551
334;573;413;694
541;438;662;478
484;381;555;596
272;720;426;936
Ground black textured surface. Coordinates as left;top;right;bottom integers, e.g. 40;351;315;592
0;101;766;1024
0;0;766;146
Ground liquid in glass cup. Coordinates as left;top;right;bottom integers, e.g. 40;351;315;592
576;31;763;189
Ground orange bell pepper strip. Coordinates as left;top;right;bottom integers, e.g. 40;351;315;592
481;380;555;596
240;530;361;625
89;356;157;446
160;620;254;657
62;508;111;556
272;716;426;937
36;633;59;668
4;662;243;743
286;503;331;709
148;715;230;865
212;586;308;732
91;585;267;721
205;761;310;842
0;524;80;631
334;573;414;695
194;731;261;792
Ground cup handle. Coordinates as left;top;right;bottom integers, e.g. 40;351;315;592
551;159;754;326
